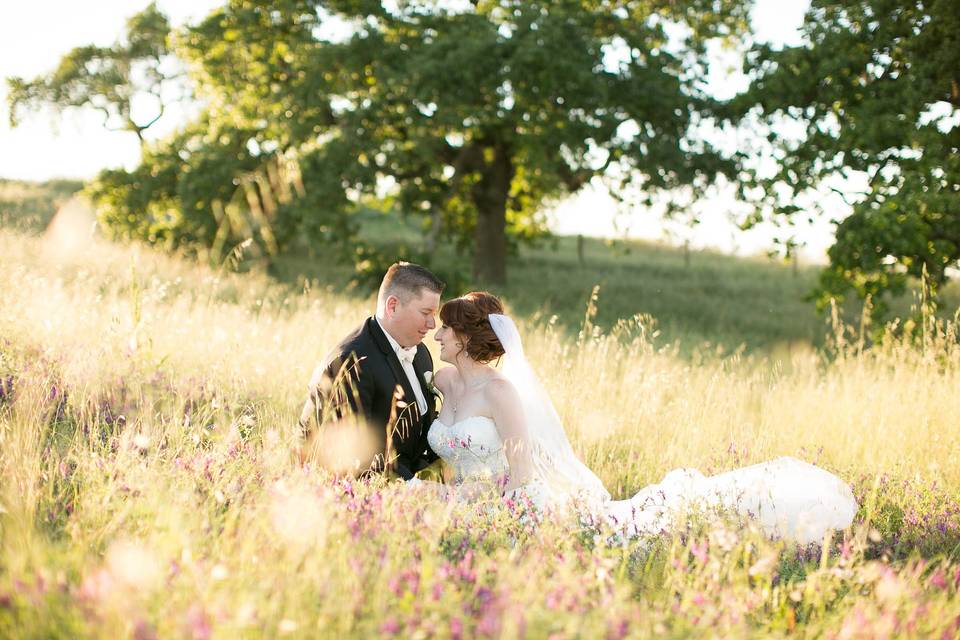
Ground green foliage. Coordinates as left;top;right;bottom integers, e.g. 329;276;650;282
7;1;757;281
85;115;355;261
733;0;960;314
177;0;752;282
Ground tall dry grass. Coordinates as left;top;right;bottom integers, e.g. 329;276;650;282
1;228;959;638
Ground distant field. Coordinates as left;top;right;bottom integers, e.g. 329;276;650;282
273;209;960;355
4;179;959;356
0;178;83;233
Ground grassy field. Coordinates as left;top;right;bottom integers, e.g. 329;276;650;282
0;179;83;234
2;222;959;638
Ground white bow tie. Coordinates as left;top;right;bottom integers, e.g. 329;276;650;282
396;345;417;365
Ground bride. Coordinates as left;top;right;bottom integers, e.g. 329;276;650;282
425;292;858;544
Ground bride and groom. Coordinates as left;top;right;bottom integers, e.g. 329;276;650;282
299;262;857;544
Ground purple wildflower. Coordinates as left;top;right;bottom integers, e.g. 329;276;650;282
379;617;401;635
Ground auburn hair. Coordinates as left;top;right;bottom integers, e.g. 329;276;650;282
439;292;505;363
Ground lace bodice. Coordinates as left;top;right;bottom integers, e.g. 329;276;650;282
427;416;508;485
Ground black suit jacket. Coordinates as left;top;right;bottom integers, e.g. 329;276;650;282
299;317;440;480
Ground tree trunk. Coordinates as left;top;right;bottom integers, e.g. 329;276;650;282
472;145;512;284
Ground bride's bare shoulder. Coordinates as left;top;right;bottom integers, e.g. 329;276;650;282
484;376;520;402
434;367;459;393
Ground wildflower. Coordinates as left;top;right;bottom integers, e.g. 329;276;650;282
930;570;947;590
838;539;854;561
133;619;158;640
379;617;401;635
106;540;162;593
269;482;328;548
608;618;629;640
184;603;212;640
477;611;500;635
875;573;904;604
748;550;778;578
449;617;464;640
690;540;708;564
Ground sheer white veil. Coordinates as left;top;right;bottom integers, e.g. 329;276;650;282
488;314;610;506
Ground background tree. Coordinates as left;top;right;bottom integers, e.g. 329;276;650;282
7;0;754;280
6;3;179;146
181;0;752;283
733;0;960;312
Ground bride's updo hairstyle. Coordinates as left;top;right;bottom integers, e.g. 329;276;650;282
439;292;505;363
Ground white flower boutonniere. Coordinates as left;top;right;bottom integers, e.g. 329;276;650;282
423;371;439;396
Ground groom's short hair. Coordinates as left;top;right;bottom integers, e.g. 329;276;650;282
378;262;445;305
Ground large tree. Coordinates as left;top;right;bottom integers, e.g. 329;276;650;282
733;0;960;310
8;1;753;280
181;0;751;283
6;3;178;146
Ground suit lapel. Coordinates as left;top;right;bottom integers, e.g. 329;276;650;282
412;346;429;394
368;317;418;411
413;346;438;425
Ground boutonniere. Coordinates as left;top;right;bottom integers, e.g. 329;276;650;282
423;371;439;396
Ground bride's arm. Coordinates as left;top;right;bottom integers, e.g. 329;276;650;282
486;379;535;495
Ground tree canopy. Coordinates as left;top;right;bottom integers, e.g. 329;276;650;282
7;3;178;145
733;0;960;311
7;0;752;283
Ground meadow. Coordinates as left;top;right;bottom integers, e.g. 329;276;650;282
2;217;960;638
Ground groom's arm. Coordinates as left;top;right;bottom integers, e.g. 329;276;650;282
394;459;416;481
299;350;374;435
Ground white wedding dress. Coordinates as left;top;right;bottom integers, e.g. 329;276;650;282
427;415;858;544
426;314;857;544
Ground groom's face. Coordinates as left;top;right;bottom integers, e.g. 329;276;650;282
386;289;441;348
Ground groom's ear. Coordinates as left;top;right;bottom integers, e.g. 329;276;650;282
384;294;399;316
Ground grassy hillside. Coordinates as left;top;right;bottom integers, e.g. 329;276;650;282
0;178;83;233
269;209;825;352
272;209;960;355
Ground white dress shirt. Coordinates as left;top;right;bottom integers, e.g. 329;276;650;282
375;317;428;414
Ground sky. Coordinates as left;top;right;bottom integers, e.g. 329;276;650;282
0;0;839;261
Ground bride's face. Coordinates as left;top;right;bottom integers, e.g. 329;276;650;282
434;324;466;364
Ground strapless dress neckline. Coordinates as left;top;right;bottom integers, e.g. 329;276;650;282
432;415;496;430
428;415;508;485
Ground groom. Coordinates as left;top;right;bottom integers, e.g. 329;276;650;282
298;262;444;480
